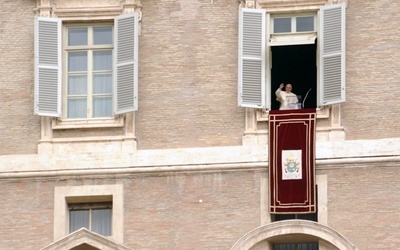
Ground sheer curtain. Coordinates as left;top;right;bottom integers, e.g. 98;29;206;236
69;210;90;233
68;51;88;118
92;209;112;236
93;50;112;117
68;27;88;46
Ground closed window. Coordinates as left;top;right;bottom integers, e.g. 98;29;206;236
65;25;113;119
273;15;315;34
69;202;112;236
34;13;138;119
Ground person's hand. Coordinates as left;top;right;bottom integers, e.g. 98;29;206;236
279;83;284;89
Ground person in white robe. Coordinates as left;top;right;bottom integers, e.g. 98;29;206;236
275;83;299;110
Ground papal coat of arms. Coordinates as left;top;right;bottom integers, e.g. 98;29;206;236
281;150;302;180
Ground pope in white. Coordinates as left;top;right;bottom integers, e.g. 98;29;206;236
275;83;299;110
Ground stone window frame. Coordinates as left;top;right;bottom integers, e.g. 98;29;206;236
241;0;347;142
54;184;124;244
35;0;141;152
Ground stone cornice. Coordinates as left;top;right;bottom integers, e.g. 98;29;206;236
34;0;142;21
239;0;347;12
1;156;400;180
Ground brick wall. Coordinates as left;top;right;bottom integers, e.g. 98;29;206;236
0;170;262;250
1;166;399;249
0;0;40;155
321;165;400;249
343;0;400;139
2;0;400;156
136;0;245;150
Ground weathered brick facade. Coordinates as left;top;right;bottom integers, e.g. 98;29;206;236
0;0;41;155
0;0;399;249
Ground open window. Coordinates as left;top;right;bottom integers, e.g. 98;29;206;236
238;3;346;110
34;13;139;118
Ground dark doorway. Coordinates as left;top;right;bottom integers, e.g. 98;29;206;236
271;43;317;110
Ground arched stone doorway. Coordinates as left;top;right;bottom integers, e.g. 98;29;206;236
230;220;358;250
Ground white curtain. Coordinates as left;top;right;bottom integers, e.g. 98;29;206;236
92;209;112;236
68;52;87;71
67;98;87;118
93;50;112;117
69;210;89;233
93;50;112;70
68;27;88;46
93;97;112;117
93;27;112;45
68;75;87;95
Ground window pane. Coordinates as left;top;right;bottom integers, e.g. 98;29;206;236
274;214;296;221
68;98;87;118
94;27;113;45
273;243;319;250
93;50;112;71
297;16;314;32
69;210;90;233
68;52;87;72
93;97;112;117
93;74;112;94
68;27;88;46
68;75;87;95
92;209;112;236
274;18;291;33
298;212;318;222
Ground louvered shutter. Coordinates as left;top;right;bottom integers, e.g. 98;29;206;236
319;3;346;106
238;8;266;108
114;13;138;114
34;17;62;117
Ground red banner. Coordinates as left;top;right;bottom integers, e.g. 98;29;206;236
269;109;316;214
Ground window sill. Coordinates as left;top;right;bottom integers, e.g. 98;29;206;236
52;116;124;130
256;106;329;122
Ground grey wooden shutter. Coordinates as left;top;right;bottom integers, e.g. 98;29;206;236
319;3;346;106
238;8;266;108
34;17;62;117
114;13;138;114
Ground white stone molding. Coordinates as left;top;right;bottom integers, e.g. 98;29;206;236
40;228;132;250
230;220;358;250
35;0;142;20
53;184;124;244
326;0;348;5
258;0;326;12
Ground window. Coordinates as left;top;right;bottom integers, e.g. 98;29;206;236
238;3;346;110
65;25;113;119
273;243;318;250
272;15;315;34
34;13;138;119
54;185;123;243
271;188;319;250
272;213;319;250
69;202;112;236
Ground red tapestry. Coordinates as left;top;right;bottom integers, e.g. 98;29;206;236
269;109;316;214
